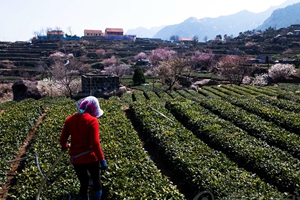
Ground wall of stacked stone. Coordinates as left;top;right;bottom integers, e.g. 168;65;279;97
81;75;120;93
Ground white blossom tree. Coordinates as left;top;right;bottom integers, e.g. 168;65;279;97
268;63;295;82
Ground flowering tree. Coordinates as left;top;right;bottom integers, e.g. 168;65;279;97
104;64;130;78
148;47;177;67
268;63;295;82
217;55;256;85
48;51;74;64
148;47;178;89
49;59;81;97
79;64;92;74
157;57;189;90
95;49;105;58
134;52;147;61
102;56;118;67
189;49;215;70
252;74;270;86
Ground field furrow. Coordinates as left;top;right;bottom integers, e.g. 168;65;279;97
130;99;285;199
166;99;300;194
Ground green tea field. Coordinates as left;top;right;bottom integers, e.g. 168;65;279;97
1;84;300;199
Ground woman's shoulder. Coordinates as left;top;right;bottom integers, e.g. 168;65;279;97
66;113;80;121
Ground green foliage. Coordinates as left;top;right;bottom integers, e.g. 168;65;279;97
3;84;300;199
100;97;185;199
166;99;300;195
0;98;44;187
131;100;285;199
132;66;146;85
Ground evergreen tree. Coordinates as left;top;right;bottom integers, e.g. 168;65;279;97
133;66;146;85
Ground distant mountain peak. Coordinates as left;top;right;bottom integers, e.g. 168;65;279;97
153;1;300;40
184;17;199;23
127;0;300;40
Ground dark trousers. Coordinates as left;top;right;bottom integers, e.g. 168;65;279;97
73;161;102;198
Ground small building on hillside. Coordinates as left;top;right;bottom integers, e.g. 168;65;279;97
37;30;65;40
105;28;123;36
84;29;103;36
178;38;193;42
81;74;120;96
47;30;64;38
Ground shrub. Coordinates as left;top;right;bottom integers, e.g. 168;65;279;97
268;63;295;82
132;66;146;85
252;73;270;86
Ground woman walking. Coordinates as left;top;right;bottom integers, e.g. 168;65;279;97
60;96;107;200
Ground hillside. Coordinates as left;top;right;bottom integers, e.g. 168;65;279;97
1;85;300;199
1;24;300;85
257;2;300;30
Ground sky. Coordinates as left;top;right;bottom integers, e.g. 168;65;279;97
0;0;295;42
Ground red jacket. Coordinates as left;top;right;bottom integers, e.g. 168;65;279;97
60;113;105;164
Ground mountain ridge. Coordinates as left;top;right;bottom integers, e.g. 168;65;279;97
126;0;300;40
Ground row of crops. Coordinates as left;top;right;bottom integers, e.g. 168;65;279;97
1;84;300;199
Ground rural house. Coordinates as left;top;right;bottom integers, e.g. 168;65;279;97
84;29;103;36
105;28;123;36
47;30;64;38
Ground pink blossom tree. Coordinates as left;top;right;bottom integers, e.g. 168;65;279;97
148;47;178;89
104;64;130;78
79;64;92;74
148;47;177;67
134;52;147;61
95;49;105;58
189;49;216;71
217;55;256;85
101;56;118;67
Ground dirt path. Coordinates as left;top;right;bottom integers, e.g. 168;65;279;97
0;108;49;199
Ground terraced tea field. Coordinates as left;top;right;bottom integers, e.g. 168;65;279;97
1;85;300;199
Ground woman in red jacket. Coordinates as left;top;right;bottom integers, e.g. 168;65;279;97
60;96;107;200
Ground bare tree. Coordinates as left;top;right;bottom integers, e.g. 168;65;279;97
67;26;72;36
170;35;179;42
192;35;199;48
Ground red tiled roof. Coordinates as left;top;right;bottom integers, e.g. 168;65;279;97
105;28;123;33
84;29;103;34
47;30;64;35
178;38;193;41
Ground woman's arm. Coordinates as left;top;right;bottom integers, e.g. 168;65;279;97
59;118;70;149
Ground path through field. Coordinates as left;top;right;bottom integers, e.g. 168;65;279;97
0;108;48;199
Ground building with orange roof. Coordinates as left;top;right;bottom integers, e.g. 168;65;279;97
47;30;64;37
84;30;103;36
105;28;123;36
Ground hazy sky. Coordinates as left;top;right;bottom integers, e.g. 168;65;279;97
0;0;293;42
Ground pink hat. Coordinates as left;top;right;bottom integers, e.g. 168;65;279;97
77;96;104;118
